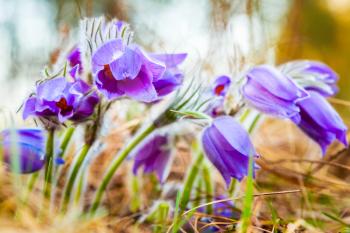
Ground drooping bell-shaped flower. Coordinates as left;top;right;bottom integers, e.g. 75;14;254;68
280;60;339;97
23;69;99;123
0;129;45;173
294;90;348;154
205;75;231;117
132;133;172;182
241;65;309;123
201;116;258;184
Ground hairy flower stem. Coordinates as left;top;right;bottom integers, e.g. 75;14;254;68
61;144;90;212
43;129;55;200
89;123;156;215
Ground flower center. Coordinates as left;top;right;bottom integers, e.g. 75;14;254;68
56;97;72;113
103;64;114;79
214;84;225;96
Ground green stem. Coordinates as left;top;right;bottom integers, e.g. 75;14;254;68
193;179;203;208
57;127;75;159
173;152;204;233
61;144;90;212
202;164;213;214
179;152;204;210
74;170;85;206
89;123;156;215
130;175;141;212
43;129;55;200
248;114;261;133
154;202;170;233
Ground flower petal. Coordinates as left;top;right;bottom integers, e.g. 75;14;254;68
150;53;187;68
109;46;142;80
91;39;124;73
118;67;158;102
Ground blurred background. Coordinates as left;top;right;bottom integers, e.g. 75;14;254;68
0;0;349;114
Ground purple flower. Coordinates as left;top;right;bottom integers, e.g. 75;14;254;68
23;75;99;123
132;133;172;182
0;129;45;173
199;196;236;232
280;60;339;97
67;47;83;73
294;90;348;154
151;53;187;97
241;65;309;123
205;75;231;117
92;37;186;102
201;116;258;184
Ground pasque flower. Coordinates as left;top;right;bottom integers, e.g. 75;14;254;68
293;90;348;154
201;116;258;184
91;37;186;102
280;60;339;97
0;129;45;173
241;65;309;122
205;75;231;117
23;71;99;123
132;133;172;182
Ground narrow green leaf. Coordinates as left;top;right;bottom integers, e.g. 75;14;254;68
240;155;254;233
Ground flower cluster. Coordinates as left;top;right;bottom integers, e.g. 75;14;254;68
2;17;347;229
241;61;348;154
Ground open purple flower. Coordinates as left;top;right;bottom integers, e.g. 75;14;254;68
23;74;99;123
201;116;258;184
132;133;172;182
0;129;45;173
294;90;348;154
67;47;83;73
280;60;339;97
205;75;231;117
92;37;187;102
241;65;309;123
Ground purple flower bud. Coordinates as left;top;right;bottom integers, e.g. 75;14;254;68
132;133;172;182
280;60;339;97
205;75;231;117
0;129;45;173
23;75;99;123
212;75;231;97
241;65;309;123
67;47;83;73
201;116;258;184
294;90;348;154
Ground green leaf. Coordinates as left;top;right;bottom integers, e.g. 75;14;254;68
240;155;254;233
170;109;211;120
